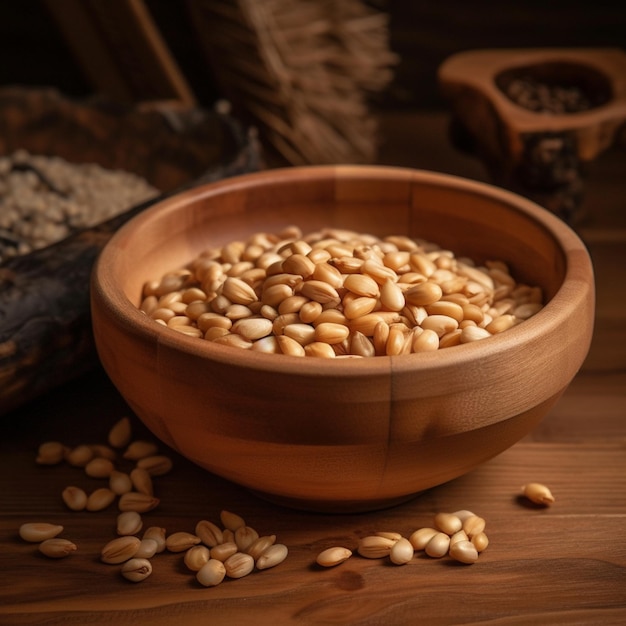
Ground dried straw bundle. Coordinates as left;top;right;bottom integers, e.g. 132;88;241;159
187;0;398;165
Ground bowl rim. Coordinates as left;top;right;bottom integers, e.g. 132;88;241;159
92;164;594;378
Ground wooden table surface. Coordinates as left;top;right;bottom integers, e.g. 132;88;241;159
1;112;625;625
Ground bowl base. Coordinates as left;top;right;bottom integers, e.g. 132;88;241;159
249;489;422;514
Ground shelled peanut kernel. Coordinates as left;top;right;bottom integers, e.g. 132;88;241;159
521;482;555;505
140;226;543;357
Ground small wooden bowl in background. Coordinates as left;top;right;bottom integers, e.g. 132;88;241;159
90;166;594;512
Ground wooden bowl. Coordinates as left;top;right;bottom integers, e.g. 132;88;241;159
90;166;594;512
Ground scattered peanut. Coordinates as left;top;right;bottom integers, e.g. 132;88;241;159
166;531;201;553
123;440;159;461
408;527;438;550
129;467;153;496
184;545;212;572
142;527;167;553
357;535;396;559
197;559;226;587
389;538;414;565
433;512;463;536
256;543;288;570
135;538;159;559
19;522;64;543
195;519;224;547
109;471;133;496
135;455;173;477
118;492;160;513
210;541;238;562
61;486;87;511
224;552;255;578
220;510;246;532
462;515;486;538
246;535;277;561
108;417;132;449
38;538;77;559
471;532;490;553
35;441;66;465
121;558;152;582
117;511;143;536
101;536;141;564
86;488;116;512
235;526;259;552
316;546;353;567
448;540;479;564
425;532;451;558
521;482;555;505
65;444;94;467
84;457;115;479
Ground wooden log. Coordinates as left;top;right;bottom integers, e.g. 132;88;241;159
0;88;262;417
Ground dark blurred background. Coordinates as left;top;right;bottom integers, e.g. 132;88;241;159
2;0;625;110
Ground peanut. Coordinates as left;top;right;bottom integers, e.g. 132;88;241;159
389;538;414;565
165;531;201;552
86;488;116;512
449;540;479;564
521;482;555;505
143;526;167;553
84;457;115;479
316;546;352;567
38;538;77;558
184;545;211;571
101;536;141;564
246;535;277;561
357;535;395;559
35;441;66;465
109;471;133;496
196;559;226;587
224;552;255;578
108;417;132;449
121;558;152;582
118;492;160;513
195;519;224;548
220;510;245;531
117;511;143;536
424;532;451;558
135;538;159;559
61;486;87;511
19;522;63;543
256;543;288;570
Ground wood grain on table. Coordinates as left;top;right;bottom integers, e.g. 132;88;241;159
1;112;625;625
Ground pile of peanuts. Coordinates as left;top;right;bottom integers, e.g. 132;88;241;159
140;226;543;357
316;510;489;568
20;418;288;585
